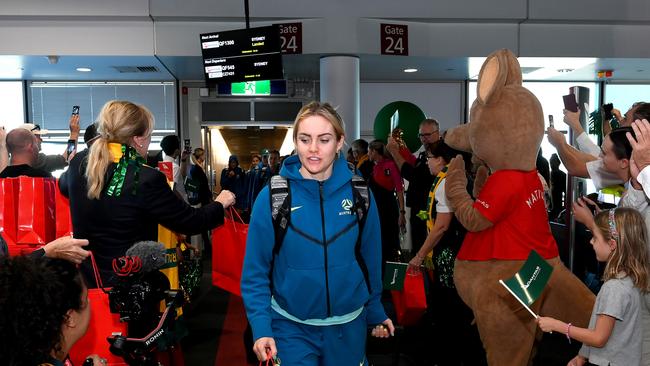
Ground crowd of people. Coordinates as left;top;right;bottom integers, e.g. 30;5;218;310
4;94;650;366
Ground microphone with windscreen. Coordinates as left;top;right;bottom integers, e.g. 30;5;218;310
109;241;171;328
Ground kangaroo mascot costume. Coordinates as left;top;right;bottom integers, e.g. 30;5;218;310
444;49;595;365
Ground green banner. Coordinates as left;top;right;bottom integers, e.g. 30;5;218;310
500;250;553;312
383;261;408;290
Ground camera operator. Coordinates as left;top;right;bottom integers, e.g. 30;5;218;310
0;256;106;366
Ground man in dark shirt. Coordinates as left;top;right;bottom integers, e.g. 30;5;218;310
68;122;99;165
20;115;80;173
386;118;440;254
269;149;281;176
0;128;52;178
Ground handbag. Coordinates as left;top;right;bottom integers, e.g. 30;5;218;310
391;269;427;326
212;208;247;296
69;252;128;366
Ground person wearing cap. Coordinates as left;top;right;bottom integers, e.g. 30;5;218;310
18;114;80;173
160;134;190;202
0;128;52;178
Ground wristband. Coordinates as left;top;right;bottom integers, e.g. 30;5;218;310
566;323;572;344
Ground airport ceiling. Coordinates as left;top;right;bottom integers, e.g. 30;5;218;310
3;54;650;82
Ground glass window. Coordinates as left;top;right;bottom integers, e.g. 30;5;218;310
28;81;176;131
0;81;25;130
604;84;650;117
27;81;176;178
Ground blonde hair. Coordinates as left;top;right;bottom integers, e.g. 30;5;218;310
594;208;650;292
292;102;345;142
85;100;154;199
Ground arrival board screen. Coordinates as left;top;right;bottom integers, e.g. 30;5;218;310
200;26;284;84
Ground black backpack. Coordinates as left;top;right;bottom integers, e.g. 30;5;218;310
268;167;372;291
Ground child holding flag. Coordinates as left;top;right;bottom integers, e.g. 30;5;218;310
537;208;650;366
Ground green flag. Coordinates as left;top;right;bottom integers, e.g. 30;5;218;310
383;261;408;290
499;250;553;318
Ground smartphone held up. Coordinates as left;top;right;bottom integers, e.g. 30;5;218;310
65;139;76;161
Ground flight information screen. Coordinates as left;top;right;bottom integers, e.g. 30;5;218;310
200;26;284;84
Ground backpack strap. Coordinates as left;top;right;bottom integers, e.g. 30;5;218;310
351;173;371;293
270;175;291;256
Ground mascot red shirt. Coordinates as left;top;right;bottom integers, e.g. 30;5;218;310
457;169;558;261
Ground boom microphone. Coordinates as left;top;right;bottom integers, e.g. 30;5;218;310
109;241;170;330
125;241;166;273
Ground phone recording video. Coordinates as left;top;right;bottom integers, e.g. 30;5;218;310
548;114;554;128
562;94;579;113
184;139;191;153
71;105;80;116
65;139;76;160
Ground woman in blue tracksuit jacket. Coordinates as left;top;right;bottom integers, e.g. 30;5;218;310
241;102;394;366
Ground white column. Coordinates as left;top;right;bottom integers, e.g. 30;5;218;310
319;55;360;144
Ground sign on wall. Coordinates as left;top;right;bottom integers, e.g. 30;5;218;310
380;23;408;56
277;22;303;54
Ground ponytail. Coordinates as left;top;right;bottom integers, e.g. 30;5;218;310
84;100;154;200
85;137;112;199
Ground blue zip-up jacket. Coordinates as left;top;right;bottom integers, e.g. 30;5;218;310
241;155;387;341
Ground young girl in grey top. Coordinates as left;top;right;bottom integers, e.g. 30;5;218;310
538;208;650;366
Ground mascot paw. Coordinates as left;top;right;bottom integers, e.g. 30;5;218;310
448;154;466;173
473;165;490;198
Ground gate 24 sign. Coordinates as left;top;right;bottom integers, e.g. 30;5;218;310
277;22;302;54
380;24;408;56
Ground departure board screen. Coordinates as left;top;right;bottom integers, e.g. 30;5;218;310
200;26;284;84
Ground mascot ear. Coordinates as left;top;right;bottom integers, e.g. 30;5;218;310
444;123;472;153
477;49;521;105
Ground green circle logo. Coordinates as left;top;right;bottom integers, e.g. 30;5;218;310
373;101;426;152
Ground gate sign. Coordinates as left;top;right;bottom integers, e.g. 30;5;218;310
277;22;302;54
380;23;408;56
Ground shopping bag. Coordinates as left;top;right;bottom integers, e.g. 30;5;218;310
69;252;127;366
55;179;73;238
0;178;19;253
391;269;427;326
158;161;174;182
16;176;56;245
212;208;247;296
